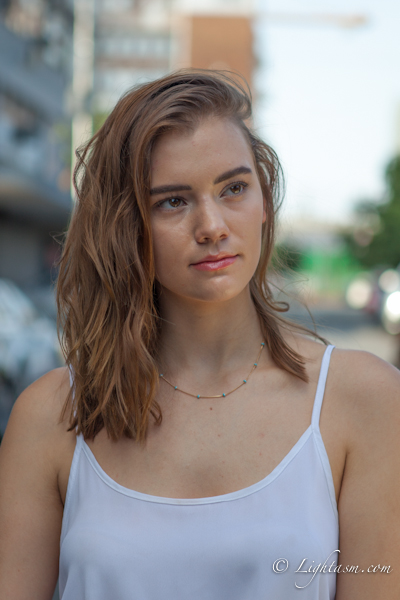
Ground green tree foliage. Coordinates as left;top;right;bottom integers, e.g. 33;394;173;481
346;155;400;269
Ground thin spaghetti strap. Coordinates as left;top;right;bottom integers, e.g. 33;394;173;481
311;344;335;431
67;365;78;425
68;365;74;391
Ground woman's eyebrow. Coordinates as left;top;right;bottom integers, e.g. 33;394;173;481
149;166;252;196
213;166;252;184
150;184;191;196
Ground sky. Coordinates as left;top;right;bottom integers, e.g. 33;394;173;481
253;0;400;224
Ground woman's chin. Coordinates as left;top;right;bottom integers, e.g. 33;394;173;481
160;283;250;307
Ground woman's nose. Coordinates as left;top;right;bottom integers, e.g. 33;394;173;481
193;198;230;244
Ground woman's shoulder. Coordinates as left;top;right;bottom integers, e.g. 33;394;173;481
328;346;400;449
1;367;75;476
292;333;400;446
290;330;399;388
9;366;72;433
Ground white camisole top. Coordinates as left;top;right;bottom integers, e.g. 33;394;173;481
60;344;338;599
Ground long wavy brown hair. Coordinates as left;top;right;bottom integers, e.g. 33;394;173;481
56;69;325;443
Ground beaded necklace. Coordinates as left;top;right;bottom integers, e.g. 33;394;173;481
159;342;265;399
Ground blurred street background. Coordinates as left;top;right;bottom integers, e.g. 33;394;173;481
1;0;400;435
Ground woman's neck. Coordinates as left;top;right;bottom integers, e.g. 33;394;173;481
156;286;268;382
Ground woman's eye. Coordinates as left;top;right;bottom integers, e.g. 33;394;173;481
166;198;182;208
224;182;247;196
157;197;184;209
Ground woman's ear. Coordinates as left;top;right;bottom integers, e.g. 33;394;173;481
262;197;267;223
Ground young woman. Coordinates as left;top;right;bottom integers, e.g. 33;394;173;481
0;70;399;600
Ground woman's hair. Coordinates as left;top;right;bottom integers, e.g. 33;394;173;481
56;69;325;442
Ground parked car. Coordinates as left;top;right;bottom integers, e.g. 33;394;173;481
0;278;63;437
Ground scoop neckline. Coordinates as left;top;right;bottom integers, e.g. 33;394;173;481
80;424;314;505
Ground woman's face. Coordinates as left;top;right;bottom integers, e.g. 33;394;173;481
149;117;266;306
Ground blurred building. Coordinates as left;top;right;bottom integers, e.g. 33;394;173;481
93;0;256;115
0;0;72;290
94;0;172;115
183;15;253;85
172;0;255;88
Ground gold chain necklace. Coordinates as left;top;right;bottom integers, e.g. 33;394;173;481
159;342;265;399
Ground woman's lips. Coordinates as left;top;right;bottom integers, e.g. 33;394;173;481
191;255;238;271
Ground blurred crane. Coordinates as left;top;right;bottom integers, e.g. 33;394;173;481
261;12;368;29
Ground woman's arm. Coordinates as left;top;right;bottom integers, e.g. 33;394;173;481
334;350;400;599
0;368;70;600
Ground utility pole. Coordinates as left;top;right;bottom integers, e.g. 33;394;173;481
71;0;95;199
